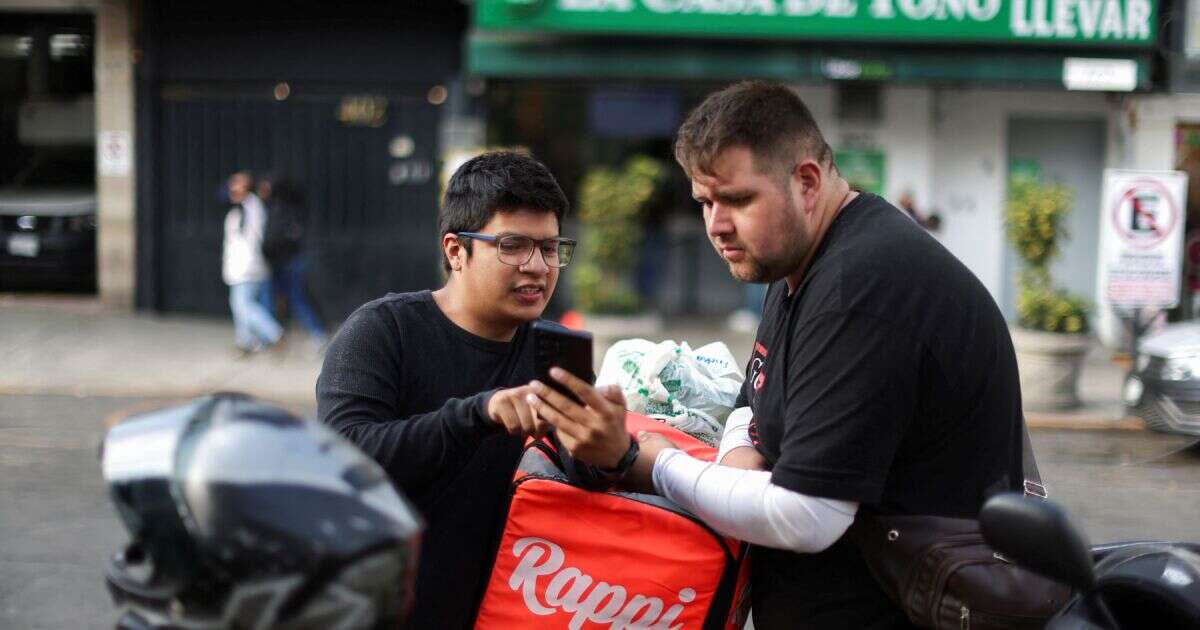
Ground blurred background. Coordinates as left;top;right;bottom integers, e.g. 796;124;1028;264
0;0;1196;331
4;2;1200;628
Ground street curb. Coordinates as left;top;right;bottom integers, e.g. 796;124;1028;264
1025;414;1145;431
0;383;316;409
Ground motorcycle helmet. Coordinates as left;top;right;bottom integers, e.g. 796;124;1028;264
100;393;422;629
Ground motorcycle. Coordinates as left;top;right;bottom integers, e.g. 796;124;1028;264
980;493;1200;629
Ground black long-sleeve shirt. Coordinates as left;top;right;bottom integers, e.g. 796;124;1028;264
316;290;539;629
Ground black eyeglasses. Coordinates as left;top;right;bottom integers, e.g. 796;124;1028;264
456;232;577;269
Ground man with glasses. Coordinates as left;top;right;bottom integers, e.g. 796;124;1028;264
317;151;608;629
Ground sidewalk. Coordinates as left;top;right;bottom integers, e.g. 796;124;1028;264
0;295;1140;429
1025;344;1141;431
0;295;323;408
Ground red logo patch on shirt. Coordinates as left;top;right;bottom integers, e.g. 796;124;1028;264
749;343;768;394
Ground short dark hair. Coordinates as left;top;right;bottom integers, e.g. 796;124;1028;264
675;81;834;179
438;151;569;272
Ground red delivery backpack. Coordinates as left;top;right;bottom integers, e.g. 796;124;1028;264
475;412;750;630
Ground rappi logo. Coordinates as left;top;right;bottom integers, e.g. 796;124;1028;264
507;537;696;630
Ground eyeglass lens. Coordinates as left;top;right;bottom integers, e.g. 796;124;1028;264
496;235;574;268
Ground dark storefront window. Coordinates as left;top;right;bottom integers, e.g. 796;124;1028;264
485;81;747;316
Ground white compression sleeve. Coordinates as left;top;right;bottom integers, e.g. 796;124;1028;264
717;406;755;463
651;449;858;553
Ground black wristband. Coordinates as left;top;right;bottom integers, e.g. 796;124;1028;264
598;435;639;479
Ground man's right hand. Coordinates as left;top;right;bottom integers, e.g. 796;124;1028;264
487;385;549;438
720;446;768;470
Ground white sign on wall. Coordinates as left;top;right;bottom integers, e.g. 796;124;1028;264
98;130;132;177
1096;169;1189;311
1062;57;1138;92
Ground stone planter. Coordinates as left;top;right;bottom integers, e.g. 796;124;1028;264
1011;327;1091;412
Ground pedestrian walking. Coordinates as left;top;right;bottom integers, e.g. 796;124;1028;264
256;174;328;350
222;171;282;354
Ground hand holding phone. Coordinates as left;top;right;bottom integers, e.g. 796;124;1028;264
528;322;634;470
531;321;594;405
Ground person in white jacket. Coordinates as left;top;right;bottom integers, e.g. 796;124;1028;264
223;172;282;353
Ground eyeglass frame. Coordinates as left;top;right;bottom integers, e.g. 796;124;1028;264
454;232;578;269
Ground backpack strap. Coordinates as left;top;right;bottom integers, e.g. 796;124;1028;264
1021;419;1047;499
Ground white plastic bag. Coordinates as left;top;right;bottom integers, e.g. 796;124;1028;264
596;339;744;445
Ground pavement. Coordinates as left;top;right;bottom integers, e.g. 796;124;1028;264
0;293;1140;429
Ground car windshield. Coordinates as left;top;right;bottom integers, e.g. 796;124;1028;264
9;150;94;188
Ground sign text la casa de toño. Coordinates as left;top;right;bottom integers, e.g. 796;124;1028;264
482;0;1157;45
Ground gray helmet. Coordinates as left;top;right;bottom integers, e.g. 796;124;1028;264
100;393;422;630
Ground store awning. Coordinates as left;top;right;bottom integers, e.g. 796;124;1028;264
466;33;1152;90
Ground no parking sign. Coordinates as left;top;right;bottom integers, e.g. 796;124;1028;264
1097;169;1189;310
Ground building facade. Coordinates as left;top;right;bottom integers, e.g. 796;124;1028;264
468;0;1176;331
6;0;1199;345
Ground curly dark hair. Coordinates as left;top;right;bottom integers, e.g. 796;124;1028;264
438;151;569;272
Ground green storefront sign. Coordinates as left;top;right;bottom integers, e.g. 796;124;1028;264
478;0;1157;46
837;149;886;195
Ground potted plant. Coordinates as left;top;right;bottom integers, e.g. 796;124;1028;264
570;155;666;340
1005;176;1091;411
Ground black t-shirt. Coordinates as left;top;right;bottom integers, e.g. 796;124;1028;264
739;194;1024;629
316;291;540;630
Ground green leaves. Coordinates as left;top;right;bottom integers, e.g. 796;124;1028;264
1016;270;1090;334
1005;180;1089;334
572;156;667;314
1005;179;1073;268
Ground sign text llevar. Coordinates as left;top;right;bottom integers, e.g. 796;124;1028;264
476;0;1157;46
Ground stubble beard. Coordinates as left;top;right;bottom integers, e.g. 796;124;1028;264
726;197;810;284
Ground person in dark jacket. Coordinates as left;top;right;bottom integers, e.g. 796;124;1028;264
256;175;328;349
316;151;628;629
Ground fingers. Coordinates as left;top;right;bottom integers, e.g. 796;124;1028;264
532;414;551;438
513;391;541;436
524;392;553;438
495;399;522;436
548;368;615;415
598;383;626;407
489;386;546;437
529;378;585;418
528;392;590;444
636;430;676;449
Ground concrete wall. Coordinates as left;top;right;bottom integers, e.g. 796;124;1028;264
790;84;1116;313
793;84;935;211
94;0;135;307
1129;95;1200;170
932;89;1117;304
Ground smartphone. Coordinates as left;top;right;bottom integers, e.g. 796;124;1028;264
531;321;594;405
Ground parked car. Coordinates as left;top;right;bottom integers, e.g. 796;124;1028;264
0;150;96;291
1123;321;1200;437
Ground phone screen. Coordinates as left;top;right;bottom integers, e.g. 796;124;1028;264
531;321;594;405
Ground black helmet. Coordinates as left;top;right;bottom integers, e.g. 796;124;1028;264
100;393;422;629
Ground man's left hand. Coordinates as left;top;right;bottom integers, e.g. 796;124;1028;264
527;367;630;469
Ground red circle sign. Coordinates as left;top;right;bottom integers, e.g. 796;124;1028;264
1111;179;1179;249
